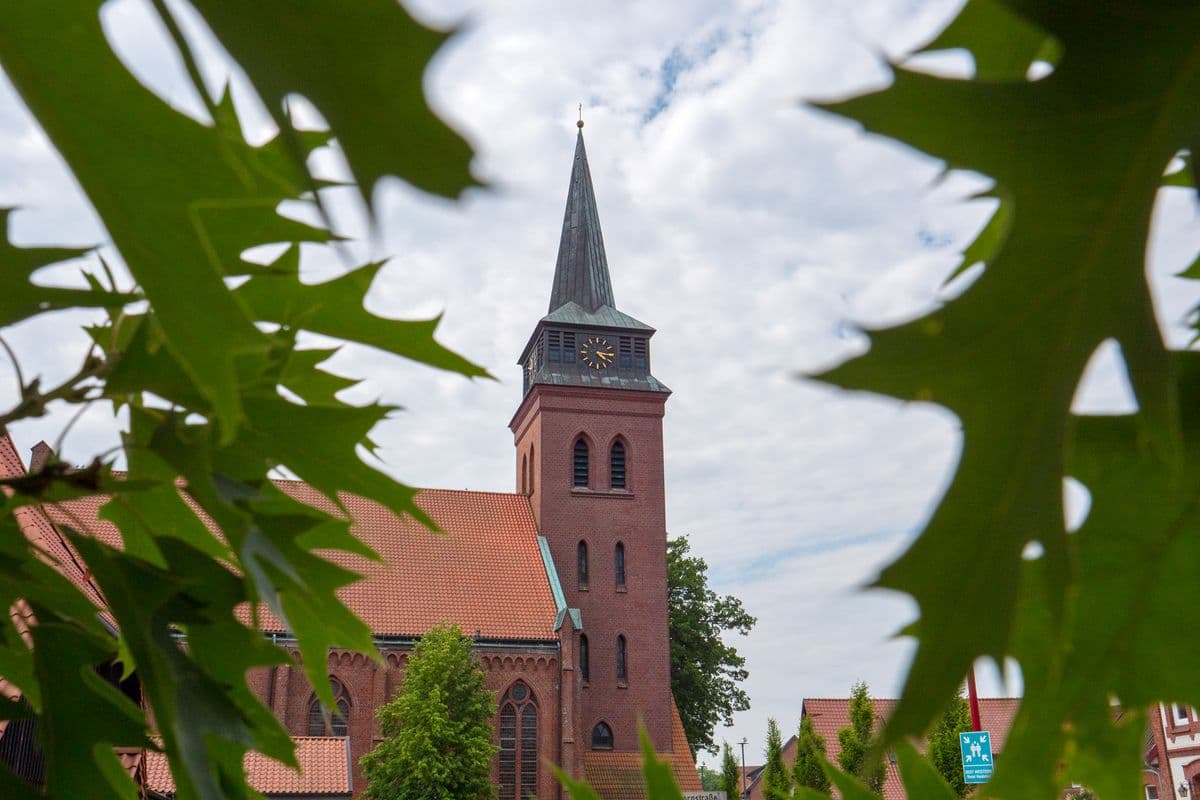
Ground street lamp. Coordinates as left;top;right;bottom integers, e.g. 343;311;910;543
738;738;748;799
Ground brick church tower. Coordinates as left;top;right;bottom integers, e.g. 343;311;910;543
510;123;674;772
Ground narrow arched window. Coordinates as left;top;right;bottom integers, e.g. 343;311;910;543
614;542;626;588
521;454;528;494
616;635;627;683
591;721;614;750
307;676;351;736
529;445;535;495
580;634;590;683
573;438;589;487
499;681;539;800
610;441;626;488
577;541;589;589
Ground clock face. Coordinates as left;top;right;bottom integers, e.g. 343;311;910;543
579;336;615;370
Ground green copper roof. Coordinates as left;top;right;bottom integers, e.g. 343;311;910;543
541;301;652;331
548;131;616;314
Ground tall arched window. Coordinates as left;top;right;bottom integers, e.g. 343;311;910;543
579;634;590;683
573;438;589;487
577;541;589;589
529;445;535;495
610;441;626;489
616;635;627;683
614;542;626;588
307;676;351;736
521;454;528;494
499;681;539;800
591;722;614;750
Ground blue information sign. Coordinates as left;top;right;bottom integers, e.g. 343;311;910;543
959;731;994;784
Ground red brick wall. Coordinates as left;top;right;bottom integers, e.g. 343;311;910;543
253;644;562;799
511;384;674;755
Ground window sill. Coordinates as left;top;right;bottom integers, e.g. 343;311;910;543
615;585;627;593
571;488;635;499
578;585;589;592
617;681;628;689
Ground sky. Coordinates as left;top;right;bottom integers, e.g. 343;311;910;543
2;0;1200;769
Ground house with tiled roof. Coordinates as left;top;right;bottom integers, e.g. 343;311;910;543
742;697;1020;800
0;125;700;800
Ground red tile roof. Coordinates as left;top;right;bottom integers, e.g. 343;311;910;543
798;697;1021;800
145;736;351;797
37;470;559;641
582;702;701;800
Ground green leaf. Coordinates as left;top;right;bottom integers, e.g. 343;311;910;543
639;725;686;800
894;741;958;800
187;0;479;205
814;1;1200;746
918;0;1057;81
0;209;135;329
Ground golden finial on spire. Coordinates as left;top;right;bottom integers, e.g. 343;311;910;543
577;103;584;128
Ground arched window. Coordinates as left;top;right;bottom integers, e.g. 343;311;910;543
591;722;614;750
580;634;590;683
499;681;539;800
610;441;626;489
614;542;626;587
521;454;528;494
529;445;535;495
307;676;351;736
616;635;627;683
573;438;589;487
577;541;589;588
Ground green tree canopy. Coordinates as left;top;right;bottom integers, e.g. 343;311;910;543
836;681;884;794
793;715;830;795
762;718;792;800
667;535;756;754
927;694;971;797
359;624;496;800
721;741;742;800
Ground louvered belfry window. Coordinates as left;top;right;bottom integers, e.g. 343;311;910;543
618;336;633;368
499;681;539;800
307;676;350;736
610;441;626;489
548;330;562;363
573;438;589;486
633;338;648;369
563;332;577;364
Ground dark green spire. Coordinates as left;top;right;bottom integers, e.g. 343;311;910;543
548;128;616;314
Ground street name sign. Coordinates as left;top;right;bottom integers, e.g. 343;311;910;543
959;731;994;784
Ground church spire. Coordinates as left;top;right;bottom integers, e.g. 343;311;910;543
548;127;616;314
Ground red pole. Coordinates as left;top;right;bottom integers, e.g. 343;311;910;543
967;664;982;731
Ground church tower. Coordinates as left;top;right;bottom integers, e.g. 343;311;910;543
509;124;674;767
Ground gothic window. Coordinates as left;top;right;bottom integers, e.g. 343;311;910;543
499;681;539;800
591;722;614;750
307;676;351;736
614;542;626;587
577;541;589;588
616;635;627;683
573;438;589;487
610;441;626;489
580;634;590;683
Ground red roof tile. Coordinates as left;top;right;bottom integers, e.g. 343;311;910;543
40;470;559;641
145;736;351;797
798;697;1020;800
583;702;701;800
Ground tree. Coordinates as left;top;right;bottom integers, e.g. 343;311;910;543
699;765;722;792
927;694;971;797
792;715;830;795
837;681;884;794
721;741;742;800
0;4;482;797
359;624;496;800
667;535;756;754
761;718;792;800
